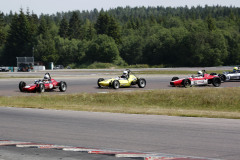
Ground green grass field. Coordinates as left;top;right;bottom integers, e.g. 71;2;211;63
0;88;239;119
64;70;229;75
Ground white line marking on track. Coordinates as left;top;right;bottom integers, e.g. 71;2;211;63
115;153;154;158
38;145;71;149
16;144;53;148
63;147;92;152
0;141;31;146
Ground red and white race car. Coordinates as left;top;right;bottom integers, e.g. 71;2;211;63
19;73;67;93
170;70;221;87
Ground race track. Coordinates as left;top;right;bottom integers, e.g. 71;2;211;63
1;69;240;160
1;69;240;96
0;107;240;159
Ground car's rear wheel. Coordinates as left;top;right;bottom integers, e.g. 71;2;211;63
59;81;67;92
210;73;217;75
97;78;104;88
171;77;179;81
112;80;120;89
182;79;191;88
218;74;226;82
138;78;146;88
212;77;221;87
37;83;45;93
19;81;26;92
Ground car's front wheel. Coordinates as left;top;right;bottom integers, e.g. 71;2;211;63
212;77;221;87
59;81;67;92
112;80;120;89
138;78;146;88
37;83;45;93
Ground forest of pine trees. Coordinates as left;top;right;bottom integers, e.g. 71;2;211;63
0;6;240;67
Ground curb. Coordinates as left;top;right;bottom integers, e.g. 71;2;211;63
16;143;53;148
0;140;220;160
145;157;210;160
0;141;31;146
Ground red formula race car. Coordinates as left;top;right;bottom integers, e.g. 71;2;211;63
170;70;221;87
19;73;67;93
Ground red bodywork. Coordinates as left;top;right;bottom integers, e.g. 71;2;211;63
22;79;59;92
170;73;221;87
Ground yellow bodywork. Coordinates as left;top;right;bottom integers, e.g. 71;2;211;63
99;75;138;87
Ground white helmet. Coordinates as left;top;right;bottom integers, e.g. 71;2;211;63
44;74;49;80
197;71;202;75
123;70;128;75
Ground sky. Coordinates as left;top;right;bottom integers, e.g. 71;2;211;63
1;0;240;15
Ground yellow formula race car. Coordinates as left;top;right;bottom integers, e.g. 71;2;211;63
97;69;146;89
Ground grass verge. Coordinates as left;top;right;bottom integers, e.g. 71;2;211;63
64;70;230;75
0;88;240;119
132;70;229;75
50;70;229;75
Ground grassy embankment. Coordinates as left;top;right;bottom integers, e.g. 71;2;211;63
0;76;40;79
131;70;228;75
0;87;240;119
0;73;41;79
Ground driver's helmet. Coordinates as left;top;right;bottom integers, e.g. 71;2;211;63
197;71;202;76
123;70;128;76
233;67;238;72
44;74;49;80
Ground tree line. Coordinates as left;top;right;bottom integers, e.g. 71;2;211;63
0;6;240;67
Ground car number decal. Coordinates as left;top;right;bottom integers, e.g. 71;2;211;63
194;80;207;85
49;84;53;89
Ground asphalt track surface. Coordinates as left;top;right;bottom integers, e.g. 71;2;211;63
0;69;240;160
0;75;171;96
1;69;240;96
0;107;240;160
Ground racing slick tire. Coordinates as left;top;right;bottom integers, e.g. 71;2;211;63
182;79;191;88
171;77;179;81
37;83;45;93
112;80;120;89
212;77;221;87
138;78;146;88
218;74;226;82
19;81;26;92
59;81;67;92
97;78;104;88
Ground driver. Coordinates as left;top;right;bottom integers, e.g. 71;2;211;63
121;70;129;79
197;71;203;77
233;67;238;73
43;74;50;83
